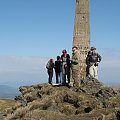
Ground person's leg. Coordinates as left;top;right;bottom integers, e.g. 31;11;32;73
62;73;66;84
64;67;67;83
48;70;51;84
57;72;61;83
89;65;94;78
94;66;98;79
72;69;79;88
86;65;90;77
62;67;67;84
62;65;66;84
59;72;62;83
49;70;53;84
56;72;59;83
67;67;70;83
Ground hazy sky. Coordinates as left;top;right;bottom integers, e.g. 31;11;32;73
0;0;120;87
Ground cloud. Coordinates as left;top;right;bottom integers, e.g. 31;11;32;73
0;56;50;87
0;56;47;72
98;48;120;86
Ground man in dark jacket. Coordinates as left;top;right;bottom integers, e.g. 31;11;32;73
86;47;102;79
55;56;62;84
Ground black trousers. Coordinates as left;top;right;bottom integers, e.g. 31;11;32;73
62;67;70;84
48;69;53;84
86;65;90;77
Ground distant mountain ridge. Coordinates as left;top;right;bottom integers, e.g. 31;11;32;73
0;85;20;99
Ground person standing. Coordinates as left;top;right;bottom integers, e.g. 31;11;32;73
46;59;54;84
61;49;71;85
88;47;102;79
86;50;92;77
71;46;80;88
55;56;62;84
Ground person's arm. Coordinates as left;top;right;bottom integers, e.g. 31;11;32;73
52;62;55;68
46;61;50;69
97;53;102;62
67;54;70;60
72;53;80;64
86;56;90;65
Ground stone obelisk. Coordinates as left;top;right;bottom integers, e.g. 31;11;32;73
73;0;90;79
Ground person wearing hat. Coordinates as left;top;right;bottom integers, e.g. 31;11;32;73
87;47;102;79
61;49;71;85
71;46;80;88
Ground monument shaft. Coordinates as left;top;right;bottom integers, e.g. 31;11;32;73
73;0;90;79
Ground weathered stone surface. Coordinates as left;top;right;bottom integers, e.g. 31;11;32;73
78;78;103;94
73;0;90;79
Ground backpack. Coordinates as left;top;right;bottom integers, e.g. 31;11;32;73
46;62;50;69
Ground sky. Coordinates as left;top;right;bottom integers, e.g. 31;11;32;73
0;0;120;87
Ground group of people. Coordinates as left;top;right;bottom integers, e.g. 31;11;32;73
46;49;71;85
46;46;101;88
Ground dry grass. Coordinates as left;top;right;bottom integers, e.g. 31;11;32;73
0;99;16;111
3;83;120;120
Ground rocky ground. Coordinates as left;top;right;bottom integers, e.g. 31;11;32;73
0;113;3;120
0;99;16;120
3;78;120;120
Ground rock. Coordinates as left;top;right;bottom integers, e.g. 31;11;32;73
63;93;80;108
78;78;103;95
116;111;120;120
84;107;92;113
95;87;117;99
19;86;35;94
4;80;120;120
0;112;4;120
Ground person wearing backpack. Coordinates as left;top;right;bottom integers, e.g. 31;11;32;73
87;47;102;79
46;59;54;84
